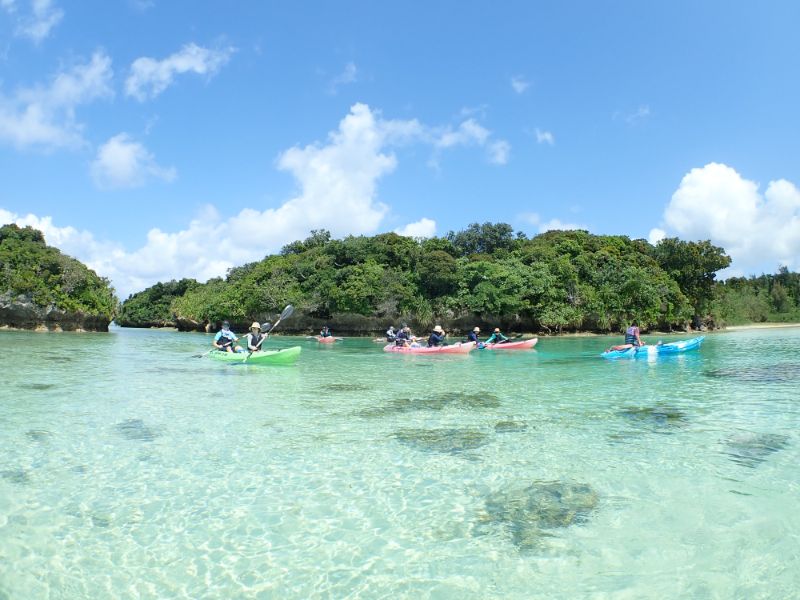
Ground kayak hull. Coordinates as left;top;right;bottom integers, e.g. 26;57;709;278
383;341;476;354
601;336;705;359
482;338;538;350
209;346;302;365
317;336;336;344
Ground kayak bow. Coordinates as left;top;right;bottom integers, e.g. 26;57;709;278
482;337;538;350
209;346;302;365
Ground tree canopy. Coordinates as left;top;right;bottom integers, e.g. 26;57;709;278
118;223;795;332
0;224;117;319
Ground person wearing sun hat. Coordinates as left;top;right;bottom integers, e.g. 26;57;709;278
485;327;509;345
427;324;447;348
467;326;481;344
246;321;271;353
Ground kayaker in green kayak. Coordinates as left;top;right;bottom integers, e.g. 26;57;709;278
213;321;242;353
485;327;509;344
427;325;447;347
246;321;270;353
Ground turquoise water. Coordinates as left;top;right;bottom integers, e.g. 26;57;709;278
1;327;798;598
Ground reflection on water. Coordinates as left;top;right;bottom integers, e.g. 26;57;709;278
0;326;798;597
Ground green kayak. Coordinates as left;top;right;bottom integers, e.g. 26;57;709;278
208;346;302;365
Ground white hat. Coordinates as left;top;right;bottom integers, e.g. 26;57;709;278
433;325;444;333
250;322;261;330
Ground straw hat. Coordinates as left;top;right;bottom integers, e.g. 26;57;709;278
250;322;261;330
473;327;480;332
433;325;444;333
494;327;500;333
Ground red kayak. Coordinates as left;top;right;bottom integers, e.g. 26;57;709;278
317;336;337;344
482;337;538;350
383;341;476;354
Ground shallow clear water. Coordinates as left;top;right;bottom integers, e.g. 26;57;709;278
1;327;798;598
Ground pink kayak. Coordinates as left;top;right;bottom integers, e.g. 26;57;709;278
383;341;476;354
482;337;538;350
317;336;337;343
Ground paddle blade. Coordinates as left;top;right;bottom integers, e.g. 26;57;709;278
280;304;294;320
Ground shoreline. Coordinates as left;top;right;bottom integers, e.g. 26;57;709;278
718;322;800;331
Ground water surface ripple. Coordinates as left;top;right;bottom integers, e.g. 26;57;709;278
1;327;798;598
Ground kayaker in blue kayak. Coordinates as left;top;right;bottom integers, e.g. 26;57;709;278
607;322;646;352
320;325;333;338
427;325;446;347
246;321;270;353
467;326;481;343
213;321;242;353
485;327;509;344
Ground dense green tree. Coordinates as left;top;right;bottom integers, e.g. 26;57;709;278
652;238;731;325
0;224;116;319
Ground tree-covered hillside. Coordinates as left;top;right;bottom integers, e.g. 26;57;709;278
0;224;117;327
129;224;737;333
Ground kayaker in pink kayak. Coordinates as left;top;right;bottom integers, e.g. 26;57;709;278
467;326;481;343
395;324;420;347
427;325;446;347
485;327;509;345
319;325;333;338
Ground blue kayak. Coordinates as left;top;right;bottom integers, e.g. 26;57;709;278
601;336;705;359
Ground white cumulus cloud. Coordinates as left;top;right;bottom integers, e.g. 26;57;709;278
328;61;358;94
90;133;177;189
535;128;554;145
2;103;510;297
395;218;436;238
0;51;113;150
488;140;510;165
125;43;236;101
510;76;530;94
1;0;63;43
655;163;800;274
521;212;585;233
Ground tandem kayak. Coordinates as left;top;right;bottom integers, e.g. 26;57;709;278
601;336;705;359
208;346;302;365
481;338;538;350
383;341;476;354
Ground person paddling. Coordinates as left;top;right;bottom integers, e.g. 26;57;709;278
607;322;645;352
385;325;397;342
246;321;270;353
320;325;333;338
467;326;481;343
427;325;446;348
213;321;241;353
485;327;509;345
395;324;415;347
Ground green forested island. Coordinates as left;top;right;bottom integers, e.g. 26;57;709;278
0;224;117;331
116;224;800;334
2;222;798;334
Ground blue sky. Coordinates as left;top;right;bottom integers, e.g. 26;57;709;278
1;1;799;297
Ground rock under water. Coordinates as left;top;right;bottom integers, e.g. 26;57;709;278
478;480;599;551
723;432;789;468
114;419;159;442
617;406;688;431
392;427;489;454
359;392;500;417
